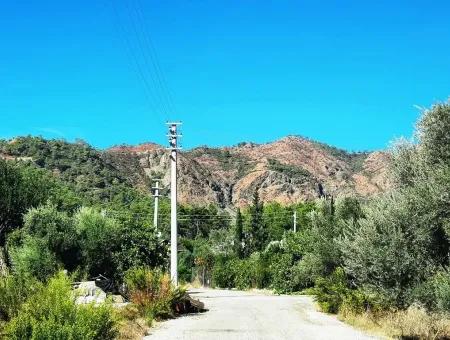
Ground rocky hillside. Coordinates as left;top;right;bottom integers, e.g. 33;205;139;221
0;136;390;207
107;136;390;208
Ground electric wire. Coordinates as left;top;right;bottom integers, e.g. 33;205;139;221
110;0;176;123
133;0;178;119
122;0;172;119
110;0;164;121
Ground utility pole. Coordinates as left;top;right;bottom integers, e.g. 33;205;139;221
167;122;182;286
293;211;297;232
152;179;161;230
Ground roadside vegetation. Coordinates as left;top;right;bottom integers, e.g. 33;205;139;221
0;153;199;338
0;102;449;338
179;102;450;339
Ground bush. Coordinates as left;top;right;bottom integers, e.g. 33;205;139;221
233;258;254;290
312;268;386;315
293;253;325;289
23;204;79;270
411;269;450;313
340;193;436;307
211;256;236;289
313;268;350;313
124;267;185;325
9;237;59;281
4;272;117;339
269;253;295;293
434;270;450;312
75;207;121;278
0;273;38;321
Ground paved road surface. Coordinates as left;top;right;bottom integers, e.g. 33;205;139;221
144;289;377;340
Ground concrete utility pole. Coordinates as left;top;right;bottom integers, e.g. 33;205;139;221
293;211;297;233
167;122;182;286
152;179;161;229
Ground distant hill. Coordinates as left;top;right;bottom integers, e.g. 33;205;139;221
107;136;390;207
0;136;390;207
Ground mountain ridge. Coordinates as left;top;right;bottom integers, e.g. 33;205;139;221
0;135;390;208
106;135;390;207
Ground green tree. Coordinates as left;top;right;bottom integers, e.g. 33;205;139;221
340;193;436;306
75;207;121;278
249;191;266;252
22;204;79;270
9;237;59;281
0;161;52;244
234;208;244;258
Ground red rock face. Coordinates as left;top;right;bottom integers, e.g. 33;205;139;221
105;136;391;208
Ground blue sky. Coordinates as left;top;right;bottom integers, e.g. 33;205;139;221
1;1;449;151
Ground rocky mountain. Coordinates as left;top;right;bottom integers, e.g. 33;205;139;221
107;136;390;208
0;136;390;207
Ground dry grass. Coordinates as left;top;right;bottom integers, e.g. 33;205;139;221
117;317;149;340
190;277;203;289
340;305;450;339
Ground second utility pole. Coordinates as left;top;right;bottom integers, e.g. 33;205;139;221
293;211;297;232
152;179;161;230
167;122;181;286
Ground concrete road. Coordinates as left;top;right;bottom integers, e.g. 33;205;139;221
144;289;377;340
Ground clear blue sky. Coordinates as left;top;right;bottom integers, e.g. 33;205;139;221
1;1;449;151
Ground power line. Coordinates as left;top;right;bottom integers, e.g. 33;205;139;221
110;0;163;121
123;0;171;119
133;0;177;119
110;0;171;122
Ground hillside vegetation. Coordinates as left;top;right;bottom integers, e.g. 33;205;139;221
0;102;449;339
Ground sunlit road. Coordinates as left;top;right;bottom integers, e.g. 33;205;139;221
144;289;377;340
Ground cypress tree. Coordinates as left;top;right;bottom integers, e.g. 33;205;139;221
250;190;266;252
234;208;244;258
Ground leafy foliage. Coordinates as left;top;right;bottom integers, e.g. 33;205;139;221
0;160;80;244
0;273;38;322
233;208;244;258
4;272;117;340
0;136;131;202
248;191;266;253
9;237;59;281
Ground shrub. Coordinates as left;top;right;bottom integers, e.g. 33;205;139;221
411;269;450;313
233;258;254;290
124;267;185;325
75;207;121;278
313;268;349;313
340;192;436;307
0;273;39;321
4;272;117;339
269;253;295;293
313;268;387;315
433;269;450;312
293;253;325;289
9;237;59;281
212;256;236;289
23;204;80;270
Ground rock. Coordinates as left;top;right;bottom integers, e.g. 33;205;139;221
111;294;125;303
74;281;107;305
